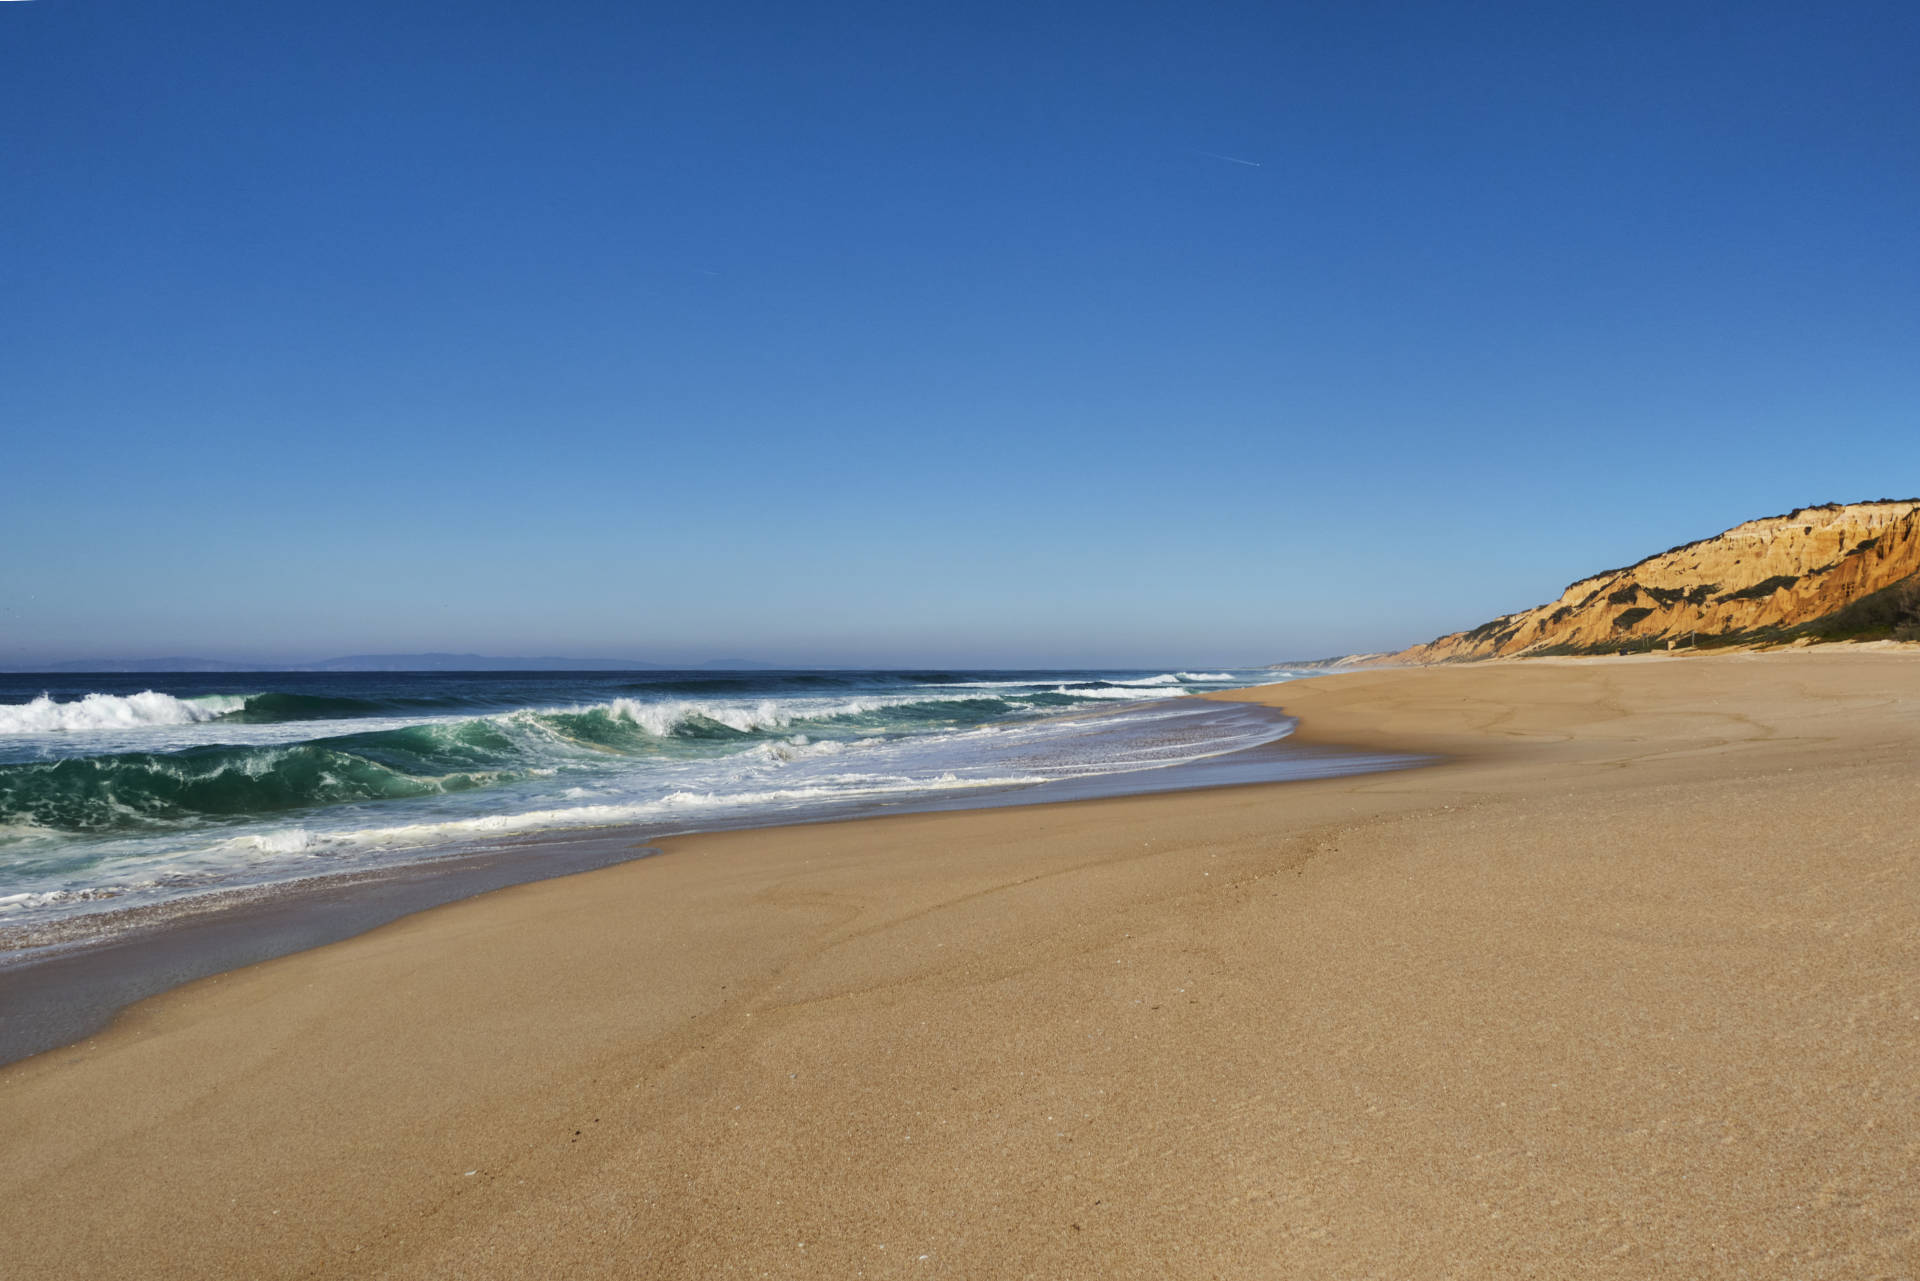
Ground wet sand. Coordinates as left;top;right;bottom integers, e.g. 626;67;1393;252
0;711;1407;1068
2;649;1915;1278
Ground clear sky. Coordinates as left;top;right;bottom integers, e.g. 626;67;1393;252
5;1;1916;667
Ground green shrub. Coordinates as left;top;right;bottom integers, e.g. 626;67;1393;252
1464;614;1514;643
1805;573;1920;640
1719;574;1800;602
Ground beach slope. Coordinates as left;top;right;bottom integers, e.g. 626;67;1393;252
2;650;1916;1278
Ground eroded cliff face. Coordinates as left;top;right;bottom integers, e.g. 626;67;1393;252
1401;500;1920;662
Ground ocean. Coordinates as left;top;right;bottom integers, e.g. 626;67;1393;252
0;667;1377;944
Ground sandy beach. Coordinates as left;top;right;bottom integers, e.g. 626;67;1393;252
2;649;1916;1278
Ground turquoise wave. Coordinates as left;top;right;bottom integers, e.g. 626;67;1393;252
0;692;1101;833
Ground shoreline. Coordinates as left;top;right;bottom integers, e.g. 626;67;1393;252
3;649;1915;1277
0;671;1305;948
0;704;1417;1066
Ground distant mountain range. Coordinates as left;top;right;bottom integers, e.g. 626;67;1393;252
0;654;790;674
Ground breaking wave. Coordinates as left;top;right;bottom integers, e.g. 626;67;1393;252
0;666;1351;936
0;684;1217;833
0;692;250;734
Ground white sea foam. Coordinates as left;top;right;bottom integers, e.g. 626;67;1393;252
188;771;1055;862
1044;685;1186;700
0;681;1192;748
0;675;1309;934
938;679;1071;691
229;829;315;855
568;687;1163;737
0;691;249;734
1;704;1315;925
596;696;912;735
750;737;847;763
1176;672;1237;682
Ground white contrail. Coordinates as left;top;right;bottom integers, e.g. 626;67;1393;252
1195;150;1261;167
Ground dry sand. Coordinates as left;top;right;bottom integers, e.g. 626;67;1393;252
2;650;1916;1279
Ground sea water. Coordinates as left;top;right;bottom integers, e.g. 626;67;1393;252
0;667;1348;937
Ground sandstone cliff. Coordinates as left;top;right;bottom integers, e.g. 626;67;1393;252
1400;500;1920;663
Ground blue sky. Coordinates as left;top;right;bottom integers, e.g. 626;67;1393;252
4;0;1916;667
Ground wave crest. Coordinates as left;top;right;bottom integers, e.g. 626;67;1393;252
0;679;1231;832
0;691;250;734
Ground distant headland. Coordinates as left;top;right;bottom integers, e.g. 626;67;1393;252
1395;498;1920;662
